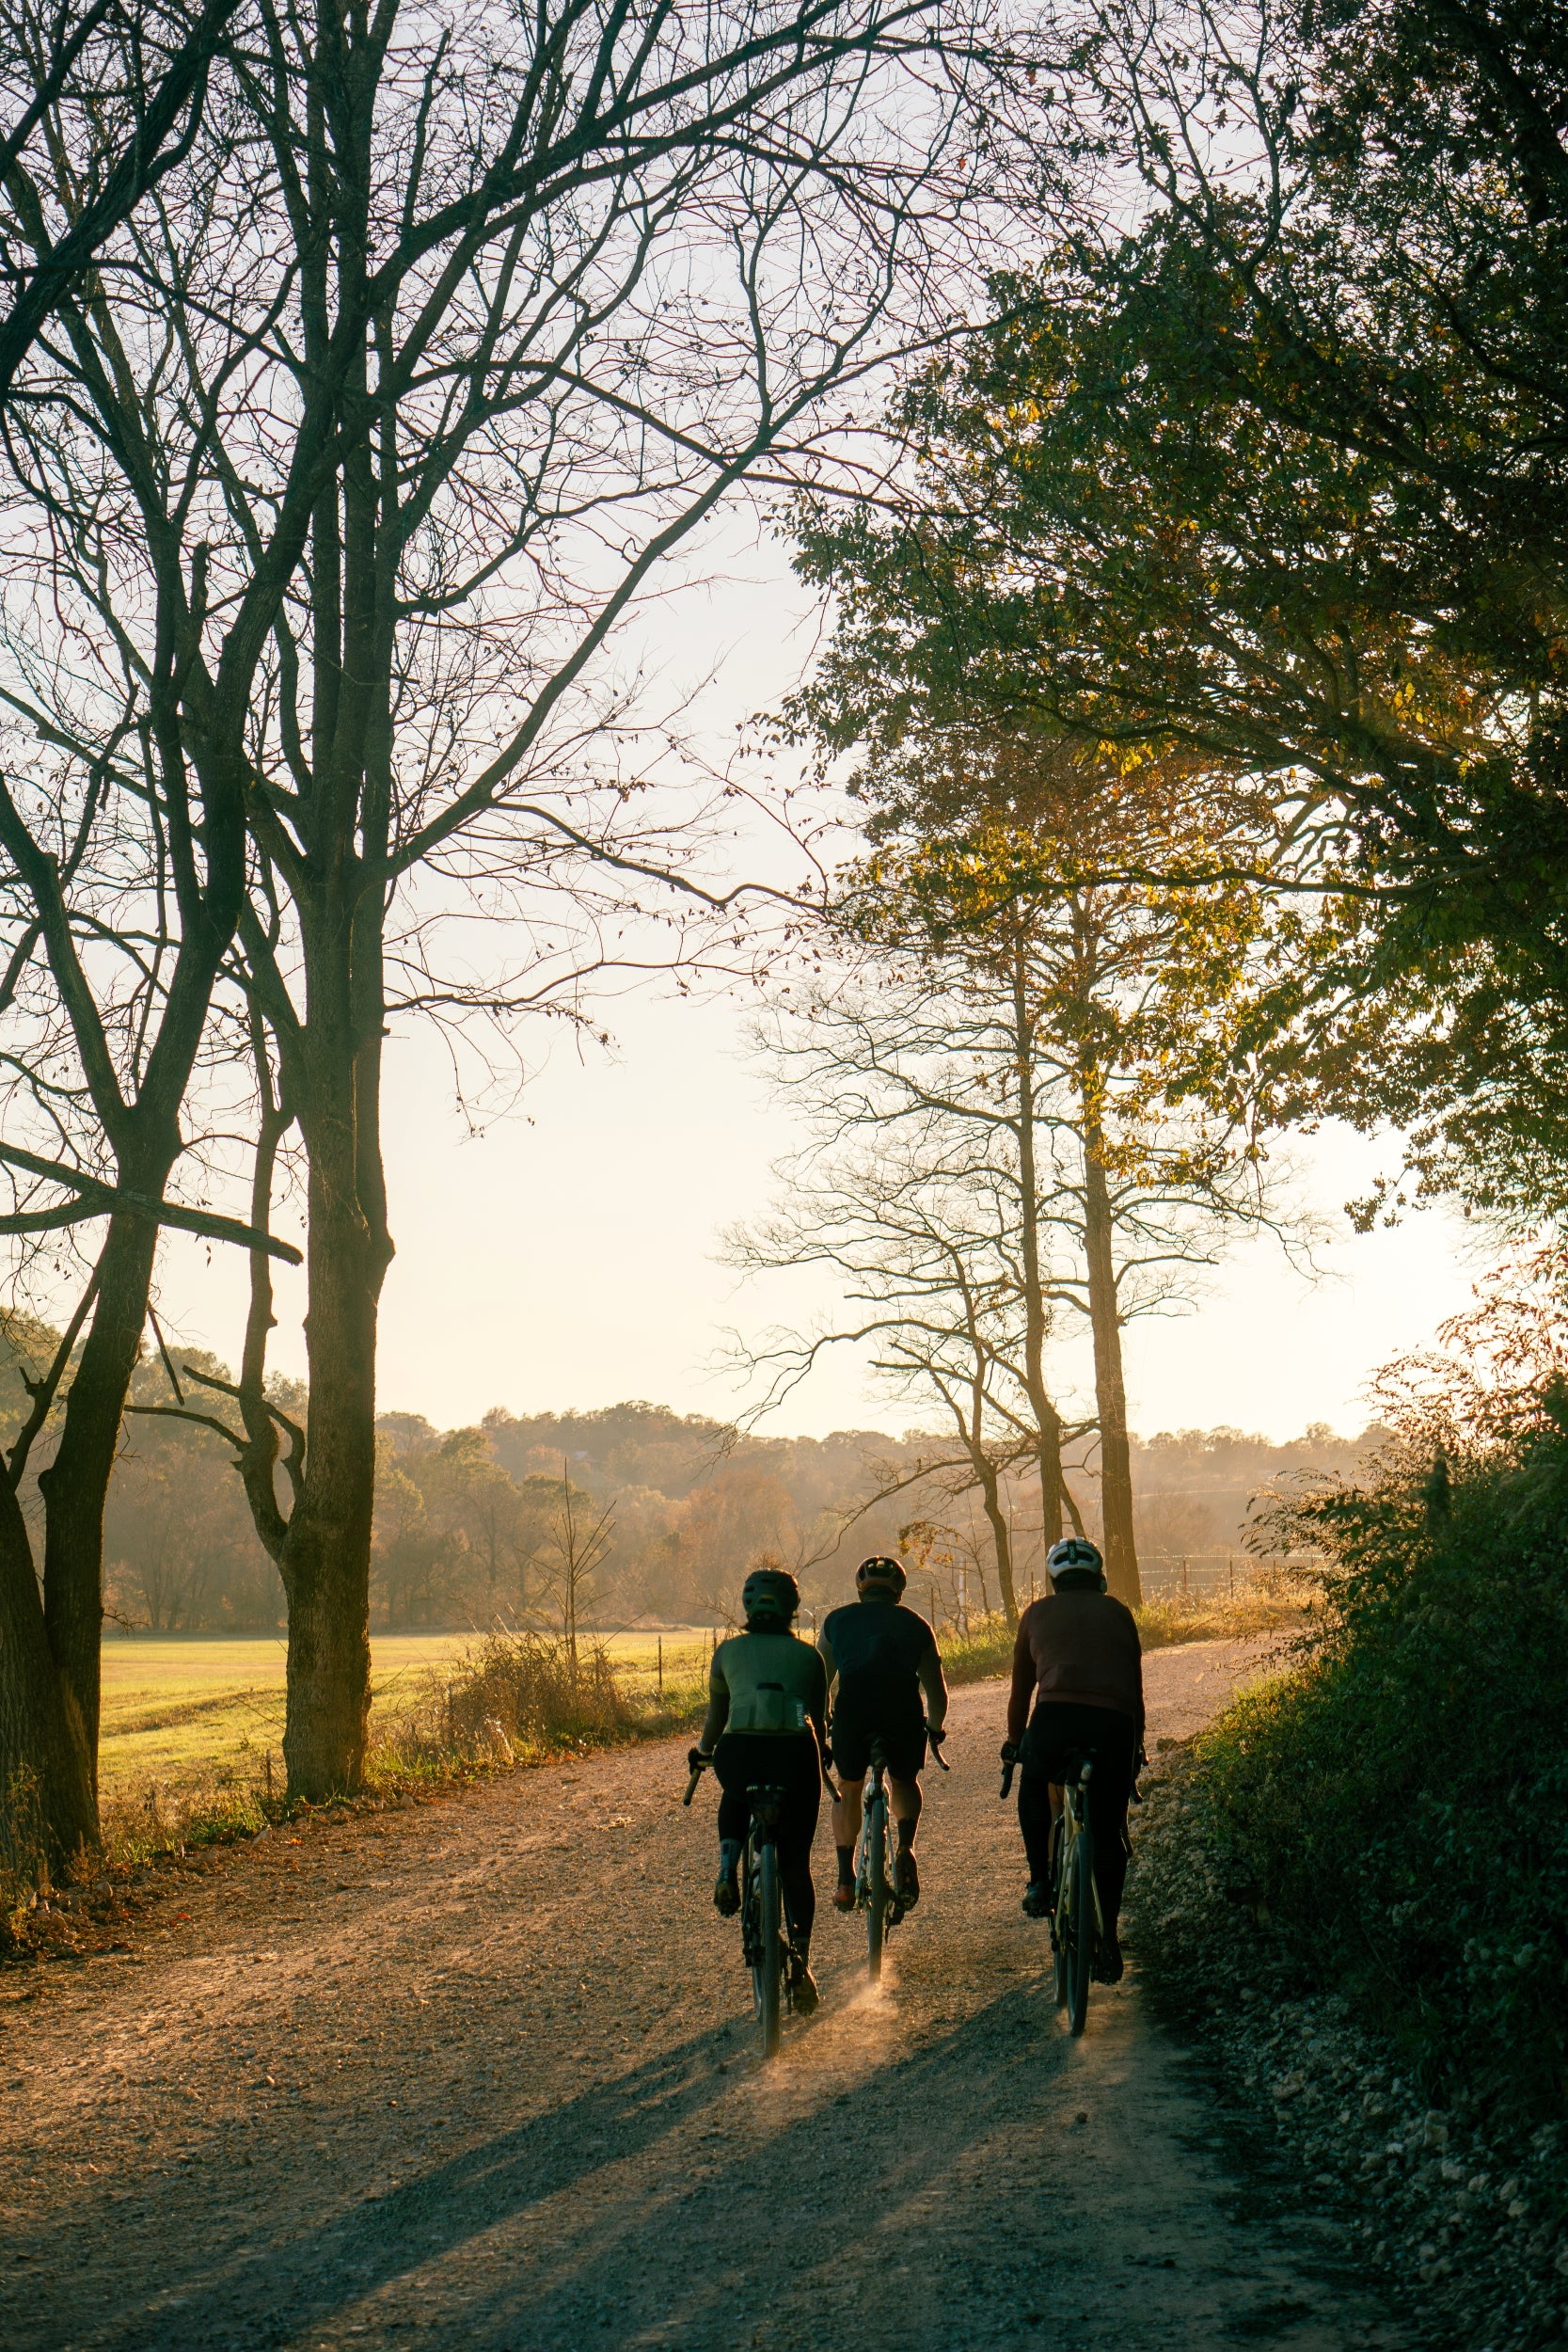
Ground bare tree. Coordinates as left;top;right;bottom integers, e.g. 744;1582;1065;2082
0;0;242;399
534;1464;617;1673
158;0;1008;1798
727;1112;1068;1618
0;0;1047;1820
0;0;422;1855
733;754;1294;1603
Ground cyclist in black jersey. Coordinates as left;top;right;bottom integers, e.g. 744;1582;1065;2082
818;1555;947;1911
690;1563;831;2013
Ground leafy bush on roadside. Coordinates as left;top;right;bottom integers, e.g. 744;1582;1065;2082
1149;1535;1568;2115
1130;1255;1568;2122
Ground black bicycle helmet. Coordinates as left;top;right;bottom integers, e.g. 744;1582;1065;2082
856;1554;908;1597
741;1565;800;1622
1047;1536;1106;1590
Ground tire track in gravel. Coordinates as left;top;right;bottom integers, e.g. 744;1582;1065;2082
2;1635;1408;2352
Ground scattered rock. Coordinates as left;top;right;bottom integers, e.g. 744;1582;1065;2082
1198;1990;1568;2349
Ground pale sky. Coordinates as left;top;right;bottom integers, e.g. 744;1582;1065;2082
150;522;1487;1445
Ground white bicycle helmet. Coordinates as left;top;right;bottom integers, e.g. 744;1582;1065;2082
1047;1536;1106;1590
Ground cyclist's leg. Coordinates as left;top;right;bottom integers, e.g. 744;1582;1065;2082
777;1737;822;2008
710;1734;753;1915
1019;1706;1076;1915
886;1717;927;1899
888;1773;922;1827
832;1772;864;1851
1016;1764;1054;1906
1082;1720;1137;1972
774;1735;820;1919
829;1710;871;1909
1030;1703;1136;1972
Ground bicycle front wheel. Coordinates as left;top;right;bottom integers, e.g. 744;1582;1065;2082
866;1797;888;1982
754;1841;784;2058
1067;1827;1095;2036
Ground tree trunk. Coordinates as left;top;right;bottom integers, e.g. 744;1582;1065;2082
974;1457;1018;1624
1082;1128;1141;1606
0;1478;97;1874
1011;950;1066;1550
277;942;392;1799
36;1209;162;1811
1035;1399;1066;1549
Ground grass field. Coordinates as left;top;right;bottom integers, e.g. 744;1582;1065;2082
98;1628;719;1794
98;1588;1301;1801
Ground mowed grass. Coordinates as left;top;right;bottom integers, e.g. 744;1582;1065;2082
99;1627;719;1793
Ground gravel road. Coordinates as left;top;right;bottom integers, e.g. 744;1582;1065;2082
2;1635;1407;2352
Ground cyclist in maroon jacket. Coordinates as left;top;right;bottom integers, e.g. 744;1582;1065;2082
1004;1536;1144;1983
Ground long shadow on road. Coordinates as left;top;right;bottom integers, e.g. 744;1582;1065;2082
58;1969;1402;2352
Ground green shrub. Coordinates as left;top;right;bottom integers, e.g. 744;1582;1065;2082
938;1612;1016;1684
379;1628;640;1770
1130;1409;1568;2122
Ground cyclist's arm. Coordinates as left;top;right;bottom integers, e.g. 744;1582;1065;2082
917;1640;948;1736
1006;1609;1037;1746
695;1652;730;1755
805;1648;832;1769
816;1626;838;1710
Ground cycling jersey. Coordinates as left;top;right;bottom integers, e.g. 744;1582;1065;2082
819;1597;937;1691
1006;1589;1144;1740
710;1629;827;1736
820;1597;940;1781
1008;1591;1145;1938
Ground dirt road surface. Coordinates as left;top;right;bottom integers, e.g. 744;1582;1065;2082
3;1636;1405;2352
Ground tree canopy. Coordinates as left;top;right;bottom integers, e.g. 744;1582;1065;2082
790;0;1568;1220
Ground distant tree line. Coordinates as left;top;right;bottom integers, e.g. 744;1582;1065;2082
0;1340;1371;1635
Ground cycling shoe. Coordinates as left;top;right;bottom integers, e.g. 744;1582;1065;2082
895;1848;920;1906
790;1964;820;2015
1022;1881;1051;1917
713;1874;740;1917
1092;1933;1124;1984
832;1880;856;1912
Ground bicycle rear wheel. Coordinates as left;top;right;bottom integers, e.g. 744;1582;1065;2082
1066;1827;1095;2036
1051;1817;1069;2010
754;1841;784;2058
866;1796;888;1982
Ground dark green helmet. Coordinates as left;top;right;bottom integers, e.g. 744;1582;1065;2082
742;1565;800;1622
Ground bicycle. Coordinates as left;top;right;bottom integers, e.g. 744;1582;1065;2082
1001;1742;1098;2035
851;1723;947;1982
853;1737;898;1982
684;1755;807;2058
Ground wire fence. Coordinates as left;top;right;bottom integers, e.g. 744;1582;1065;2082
1135;1551;1321;1602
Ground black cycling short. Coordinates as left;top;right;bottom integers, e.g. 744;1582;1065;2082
1016;1700;1138;1928
712;1730;820;1856
830;1678;927;1782
712;1730;820;1946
